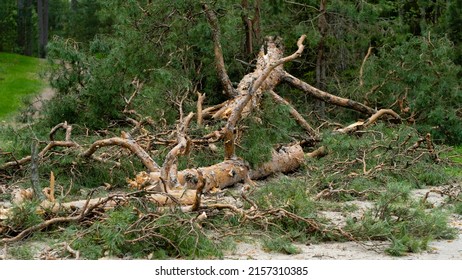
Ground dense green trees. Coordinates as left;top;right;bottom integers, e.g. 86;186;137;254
1;0;460;143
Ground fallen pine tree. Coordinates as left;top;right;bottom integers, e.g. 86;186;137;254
0;6;408;244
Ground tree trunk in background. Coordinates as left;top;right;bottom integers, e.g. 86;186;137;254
315;0;328;117
37;0;49;58
17;0;34;56
241;0;261;59
71;0;78;11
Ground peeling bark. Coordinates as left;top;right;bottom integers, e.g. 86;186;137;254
221;35;307;159
160;112;194;189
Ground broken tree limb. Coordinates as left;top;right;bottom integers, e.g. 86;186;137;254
1;122;79;170
161;112;194;189
1;142;324;223
196;91;205;126
1;192;97;243
79;134;160;172
143;142;316;194
49;121;72;141
334;109;401;134
268;90;318;139
359;46;373;88
0;140;78;170
282;72;376;115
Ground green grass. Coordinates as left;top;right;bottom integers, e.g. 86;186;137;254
0;52;46;119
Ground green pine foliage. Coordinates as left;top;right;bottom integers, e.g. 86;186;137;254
345;182;456;256
360;34;462;144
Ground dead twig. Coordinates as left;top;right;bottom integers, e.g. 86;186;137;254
315;188;380;201
0;191;98;243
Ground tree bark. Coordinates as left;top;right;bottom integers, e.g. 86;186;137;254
334;109;401;134
268;90;318;138
315;0;328;116
241;0;261;58
282;72;376;115
37;0;49;58
203;4;237;98
222;35;307;159
17;0;34;56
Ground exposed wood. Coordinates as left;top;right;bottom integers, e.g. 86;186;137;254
145;143;311;193
223;35;307;159
191;170;205;212
196;91;205;126
43;171;55;202
250;144;305;179
334;109;401;134
306;146;327;159
160;112;194;189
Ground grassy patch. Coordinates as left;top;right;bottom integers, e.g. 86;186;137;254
262;237;301;254
0;52;46;119
344;183;456;256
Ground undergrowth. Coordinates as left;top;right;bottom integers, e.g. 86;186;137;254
1;118;461;259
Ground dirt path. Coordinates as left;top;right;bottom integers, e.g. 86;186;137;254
31;87;55;117
32;87;55;110
225;217;462;260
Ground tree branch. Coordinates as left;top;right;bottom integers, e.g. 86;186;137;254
282;72;376;115
203;4;237;98
80;135;160;172
268;90;318;139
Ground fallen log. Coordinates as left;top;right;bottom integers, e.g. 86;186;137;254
0;143;324;222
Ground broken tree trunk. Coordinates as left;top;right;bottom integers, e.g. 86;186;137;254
218;35;313;159
0;143;324;222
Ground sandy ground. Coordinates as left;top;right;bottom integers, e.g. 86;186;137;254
225;188;462;260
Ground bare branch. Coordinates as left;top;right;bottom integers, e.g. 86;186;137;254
359;46;373;87
203;4;237;98
268;90;318;139
334;109;401;134
283;72;376;115
80;135;160;172
196;91;205;126
161;112;194;189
